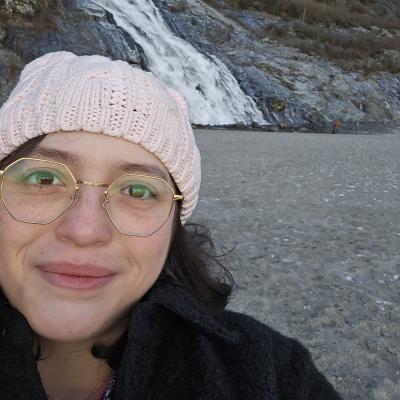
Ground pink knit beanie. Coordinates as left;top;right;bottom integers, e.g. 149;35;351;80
0;51;201;223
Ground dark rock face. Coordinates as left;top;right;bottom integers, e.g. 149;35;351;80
156;0;400;130
0;0;399;129
0;48;24;102
234;65;313;128
0;0;47;17
0;0;145;104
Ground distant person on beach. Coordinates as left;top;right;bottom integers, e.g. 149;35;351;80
0;51;343;399
331;119;342;134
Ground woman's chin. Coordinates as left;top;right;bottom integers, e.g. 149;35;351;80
30;318;104;342
24;303;114;342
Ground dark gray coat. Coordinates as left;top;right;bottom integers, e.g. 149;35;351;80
0;280;343;399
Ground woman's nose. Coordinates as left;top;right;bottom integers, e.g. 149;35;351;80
55;186;113;247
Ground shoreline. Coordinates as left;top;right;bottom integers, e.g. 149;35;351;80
193;122;400;135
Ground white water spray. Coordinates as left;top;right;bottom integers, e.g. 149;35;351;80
92;0;266;125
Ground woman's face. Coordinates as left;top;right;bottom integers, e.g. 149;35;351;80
0;132;175;342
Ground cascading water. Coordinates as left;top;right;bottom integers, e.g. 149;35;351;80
91;0;266;126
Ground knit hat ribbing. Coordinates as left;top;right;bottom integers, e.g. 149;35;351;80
0;51;201;224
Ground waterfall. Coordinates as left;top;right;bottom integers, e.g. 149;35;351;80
91;0;266;126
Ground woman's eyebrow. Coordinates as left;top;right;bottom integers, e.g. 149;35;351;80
29;147;169;180
117;162;169;180
29;147;77;164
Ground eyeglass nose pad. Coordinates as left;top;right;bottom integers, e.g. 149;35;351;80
102;195;109;209
69;185;79;203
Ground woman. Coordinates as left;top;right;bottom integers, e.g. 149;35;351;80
0;51;343;400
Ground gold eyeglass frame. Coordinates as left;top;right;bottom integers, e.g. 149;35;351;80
0;157;184;237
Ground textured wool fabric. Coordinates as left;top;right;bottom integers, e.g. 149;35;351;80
0;51;201;223
0;279;344;400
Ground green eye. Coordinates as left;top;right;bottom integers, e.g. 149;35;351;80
22;170;64;186
126;183;156;199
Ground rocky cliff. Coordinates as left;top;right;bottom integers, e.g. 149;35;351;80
0;0;145;106
0;0;399;131
156;0;400;130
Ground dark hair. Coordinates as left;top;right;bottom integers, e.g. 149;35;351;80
93;216;235;370
0;135;236;370
163;215;235;315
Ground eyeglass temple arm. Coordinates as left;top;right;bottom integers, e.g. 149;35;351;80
174;194;183;201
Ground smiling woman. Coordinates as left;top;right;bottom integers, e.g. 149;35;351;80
0;52;343;400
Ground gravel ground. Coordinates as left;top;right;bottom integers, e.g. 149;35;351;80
191;129;400;400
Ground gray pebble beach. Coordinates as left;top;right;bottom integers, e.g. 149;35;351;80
192;129;400;400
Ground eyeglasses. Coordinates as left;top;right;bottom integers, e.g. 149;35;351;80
0;158;183;237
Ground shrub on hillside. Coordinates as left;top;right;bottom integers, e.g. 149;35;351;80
206;0;400;30
275;22;400;73
169;0;190;12
205;0;400;73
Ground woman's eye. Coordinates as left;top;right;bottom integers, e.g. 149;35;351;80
125;184;156;199
22;170;63;186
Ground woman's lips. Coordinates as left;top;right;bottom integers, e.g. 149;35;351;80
37;263;115;290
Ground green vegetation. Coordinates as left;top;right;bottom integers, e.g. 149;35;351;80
205;0;400;73
169;0;190;12
0;2;57;36
268;21;400;73
209;0;400;29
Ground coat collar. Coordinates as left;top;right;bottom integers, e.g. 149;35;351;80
113;279;240;400
139;278;239;345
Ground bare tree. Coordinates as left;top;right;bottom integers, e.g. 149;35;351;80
302;0;307;22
